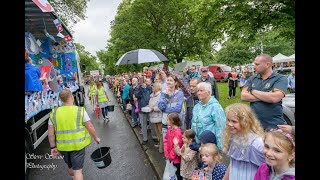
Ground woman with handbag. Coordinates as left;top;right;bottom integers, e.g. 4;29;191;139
96;81;110;121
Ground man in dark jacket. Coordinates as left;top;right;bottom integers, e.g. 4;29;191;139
129;77;139;127
199;67;219;101
185;78;200;129
134;80;153;145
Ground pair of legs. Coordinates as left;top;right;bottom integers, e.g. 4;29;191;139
153;122;162;141
228;87;236;98
139;112;157;142
90;95;95;106
60;148;85;180
185;120;191;130
160;125;168;153
122;98;127;111
131;104;139;126
139;112;150;142
101;106;108;119
172;162;183;180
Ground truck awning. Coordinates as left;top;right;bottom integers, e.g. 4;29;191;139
25;0;73;39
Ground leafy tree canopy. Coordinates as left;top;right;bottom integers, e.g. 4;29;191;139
75;43;99;75
49;0;90;30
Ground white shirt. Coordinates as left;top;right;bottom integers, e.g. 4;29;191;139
48;108;90;125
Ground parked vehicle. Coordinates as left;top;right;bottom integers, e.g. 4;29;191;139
174;60;203;76
274;67;295;76
208;64;232;82
282;93;295;126
25;1;85;179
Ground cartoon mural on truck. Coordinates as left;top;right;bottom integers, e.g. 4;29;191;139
25;33;80;121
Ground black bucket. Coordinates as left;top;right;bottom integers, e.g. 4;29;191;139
107;105;114;112
90;147;112;169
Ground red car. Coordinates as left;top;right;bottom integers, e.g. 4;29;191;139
208;64;232;82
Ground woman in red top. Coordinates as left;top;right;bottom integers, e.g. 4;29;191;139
164;112;183;180
227;67;239;99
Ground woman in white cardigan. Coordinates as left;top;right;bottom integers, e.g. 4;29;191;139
148;82;163;152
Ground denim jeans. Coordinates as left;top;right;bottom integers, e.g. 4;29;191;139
131;104;139;126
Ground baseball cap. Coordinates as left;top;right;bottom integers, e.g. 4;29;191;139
201;67;208;72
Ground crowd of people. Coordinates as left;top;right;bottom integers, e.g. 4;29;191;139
101;53;295;180
47;53;295;180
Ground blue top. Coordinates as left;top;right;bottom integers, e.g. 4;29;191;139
191;96;226;150
158;90;184;125
122;84;131;100
25;63;43;91
244;72;288;129
197;162;227;180
227;133;265;180
187;72;201;81
211;163;227;180
288;74;295;89
134;85;152;110
239;77;247;87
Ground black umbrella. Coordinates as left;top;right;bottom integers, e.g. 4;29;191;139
116;49;168;66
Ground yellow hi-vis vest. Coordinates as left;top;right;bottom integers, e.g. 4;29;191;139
89;85;97;96
49;106;91;151
97;88;108;103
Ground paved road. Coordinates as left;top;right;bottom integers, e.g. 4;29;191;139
27;83;157;180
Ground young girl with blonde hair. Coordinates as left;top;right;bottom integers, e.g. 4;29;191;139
254;128;295;180
199;143;227;180
222;103;265;180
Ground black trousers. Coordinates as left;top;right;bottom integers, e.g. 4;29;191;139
185;120;191;130
229;87;236;97
173;162;182;180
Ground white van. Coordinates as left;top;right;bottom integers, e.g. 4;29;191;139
174;60;203;76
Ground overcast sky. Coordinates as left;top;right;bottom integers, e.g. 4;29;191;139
73;0;122;56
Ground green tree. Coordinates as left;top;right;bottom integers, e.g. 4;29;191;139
214;40;255;66
75;43;99;75
49;0;90;29
190;0;295;46
103;0;213;74
214;31;294;66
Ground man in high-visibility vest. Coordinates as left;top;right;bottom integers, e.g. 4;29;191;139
48;89;100;180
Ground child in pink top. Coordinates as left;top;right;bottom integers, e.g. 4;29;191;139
254;128;295;180
164;112;183;180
